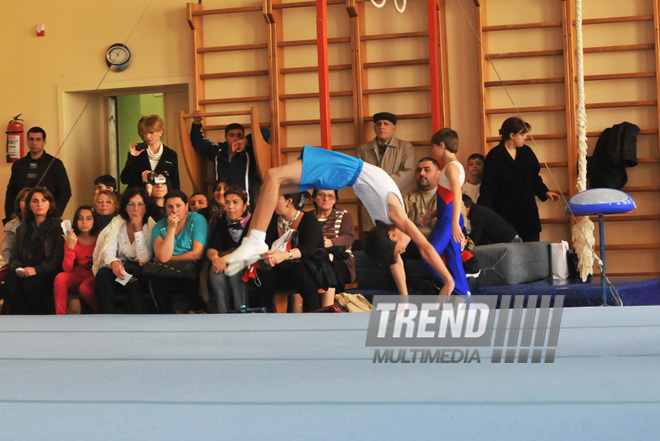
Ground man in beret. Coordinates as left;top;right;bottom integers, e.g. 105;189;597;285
356;111;415;232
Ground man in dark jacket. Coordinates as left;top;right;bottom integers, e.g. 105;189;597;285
4;127;71;224
190;111;261;205
463;195;519;246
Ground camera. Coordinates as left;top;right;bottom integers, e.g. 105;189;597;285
147;171;168;185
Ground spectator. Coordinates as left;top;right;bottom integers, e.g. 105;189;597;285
208;178;229;230
147;173;170;222
478;117;560;242
2;187;31;264
189;192;208;213
356;112;415;232
404;157;440;238
190;111;261;205
120;115;180;190
94;175;117;195
4;127;71;224
311;189;356;299
255;192;328;312
4;187;64;314
93;187;155;314
462;153;485;203
207;187;251;313
149;190;208;313
54;206;100;314
462;195;519;246
94;190;119;230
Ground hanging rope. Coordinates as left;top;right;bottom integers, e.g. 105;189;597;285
572;0;596;282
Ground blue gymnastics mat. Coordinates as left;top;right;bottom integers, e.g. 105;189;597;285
0;308;659;440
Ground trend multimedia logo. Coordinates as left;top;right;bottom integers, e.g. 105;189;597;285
366;295;563;364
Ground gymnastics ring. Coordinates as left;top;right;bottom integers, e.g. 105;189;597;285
370;0;386;8
394;0;406;13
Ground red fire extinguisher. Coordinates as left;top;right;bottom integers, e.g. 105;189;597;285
6;114;25;163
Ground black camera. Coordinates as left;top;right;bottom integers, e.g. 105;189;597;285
147;171;168;185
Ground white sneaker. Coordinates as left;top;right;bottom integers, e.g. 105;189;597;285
225;241;268;276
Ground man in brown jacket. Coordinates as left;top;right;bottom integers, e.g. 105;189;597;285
356;112;414;232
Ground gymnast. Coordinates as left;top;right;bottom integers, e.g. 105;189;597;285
224;145;455;296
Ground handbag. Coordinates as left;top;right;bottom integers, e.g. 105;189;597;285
141;259;199;280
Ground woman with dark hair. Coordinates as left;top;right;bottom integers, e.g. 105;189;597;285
54;206;101;314
93;187;156;313
208;178;230;230
4;187;63;314
2;187;31;264
256;191;329;312
207;186;251;313
478;117;560;242
311;189;356;299
149;190;208;313
147;173;171;222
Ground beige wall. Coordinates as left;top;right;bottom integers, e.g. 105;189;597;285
1;0;194;228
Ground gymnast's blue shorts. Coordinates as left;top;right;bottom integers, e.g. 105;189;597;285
298;146;364;192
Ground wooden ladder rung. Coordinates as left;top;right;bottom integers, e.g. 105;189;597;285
606;271;660;277
199;96;270;105
485;77;564;87
583;72;655;81
280;117;354;127
363;58;430;69
584;43;655;53
278;36;350;48
586;100;657;109
541;218;570;224
636;157;660;164
621;186;660;192
589;214;660;222
361;31;428;42
280;64;352;74
487;49;563;60
363;85;430;95
483;21;562;32
485;105;565;115
581;15;654;25
600;243;660;250
487;133;566;142
201;70;269;80
272;0;344;9
198;43;268;53
191;6;262;16
279;91;353;100
586;128;658;137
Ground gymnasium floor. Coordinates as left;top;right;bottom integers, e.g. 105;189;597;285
1;306;659;440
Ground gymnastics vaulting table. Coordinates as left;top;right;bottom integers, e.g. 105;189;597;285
0;308;658;440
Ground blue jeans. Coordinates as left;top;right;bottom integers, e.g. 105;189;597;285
209;271;247;313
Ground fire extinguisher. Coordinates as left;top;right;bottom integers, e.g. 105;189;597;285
6;114;25;163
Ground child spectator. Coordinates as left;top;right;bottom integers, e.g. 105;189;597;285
2;188;30;264
207;187;251;313
462;153;484;203
462;195;520;246
94;175;117;195
54;206;100;314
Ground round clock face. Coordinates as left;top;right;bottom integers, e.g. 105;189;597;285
105;44;131;72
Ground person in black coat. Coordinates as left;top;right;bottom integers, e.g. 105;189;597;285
478;117;559;242
120;115;180;190
4;187;64;314
463;195;519;245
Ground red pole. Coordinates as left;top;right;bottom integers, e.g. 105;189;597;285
317;0;332;149
428;0;442;132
